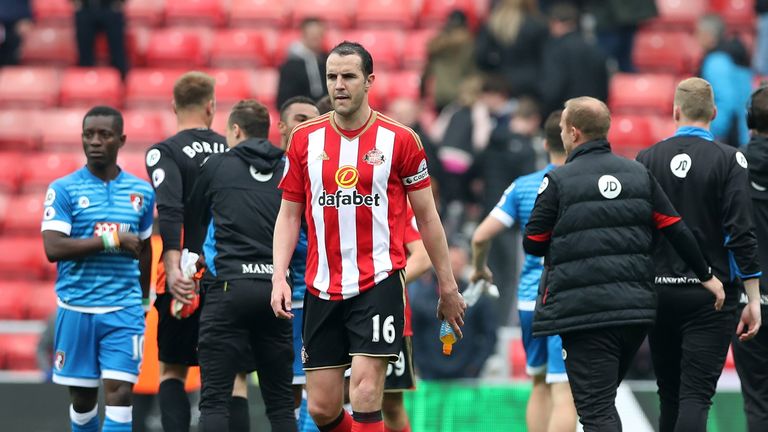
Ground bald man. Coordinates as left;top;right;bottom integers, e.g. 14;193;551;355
523;97;722;432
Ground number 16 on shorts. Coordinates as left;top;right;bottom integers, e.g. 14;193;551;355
372;314;396;343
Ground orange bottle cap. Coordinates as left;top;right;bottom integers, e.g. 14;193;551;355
442;343;453;356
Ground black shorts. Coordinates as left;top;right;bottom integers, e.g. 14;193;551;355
155;292;201;366
302;270;405;370
384;336;415;392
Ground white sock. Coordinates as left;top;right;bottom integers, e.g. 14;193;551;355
70;404;98;425
105;406;132;423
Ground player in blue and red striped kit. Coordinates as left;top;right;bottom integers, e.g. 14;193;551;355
42;106;155;432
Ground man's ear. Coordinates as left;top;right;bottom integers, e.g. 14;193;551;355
365;73;376;93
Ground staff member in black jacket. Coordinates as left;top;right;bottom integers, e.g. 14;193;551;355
186;100;296;432
637;77;762;432
732;86;768;432
524;96;723;432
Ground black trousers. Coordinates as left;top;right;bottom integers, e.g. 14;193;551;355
561;324;648;432
198;279;296;432
649;284;739;432
732;305;768;432
74;7;127;77
0;20;23;66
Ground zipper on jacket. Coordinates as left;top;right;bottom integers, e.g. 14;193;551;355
542;287;550;304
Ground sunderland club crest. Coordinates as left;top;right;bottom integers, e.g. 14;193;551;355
363;148;385;166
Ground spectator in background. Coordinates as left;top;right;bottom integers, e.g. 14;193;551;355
73;0;128;79
423;10;476;113
539;2;608;119
697;14;753;147
475;0;548;98
411;243;497;380
386;98;446;207
315;95;333;114
0;0;33;66
586;0;657;72
276;18;328;110
754;0;768;75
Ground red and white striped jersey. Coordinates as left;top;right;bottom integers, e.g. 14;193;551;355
279;110;431;300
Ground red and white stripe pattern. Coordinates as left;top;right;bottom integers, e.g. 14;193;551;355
281;111;430;300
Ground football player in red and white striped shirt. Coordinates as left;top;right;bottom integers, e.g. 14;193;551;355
271;42;466;432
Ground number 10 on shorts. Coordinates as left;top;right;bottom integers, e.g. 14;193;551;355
372;314;396;344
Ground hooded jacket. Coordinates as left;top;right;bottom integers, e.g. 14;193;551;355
186;137;285;280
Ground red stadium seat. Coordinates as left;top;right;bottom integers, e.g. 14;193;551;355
122;110;166;149
647;0;707;30
59;68;124;108
0;237;51;280
403;29;438;70
356;0;417;29
165;0;227;27
20;152;84;193
388;71;422;101
3;192;45;235
118;152;151;182
710;0;756;28
652;116;677;143
507;338;527;379
125;0;166;27
608;115;656;158
419;0;479;29
633;30;700;75
125;69;186;109
210;30;271;68
145;28;209;68
20;26;77;66
252;68;279;109
25;286;58;320
32;0;73;26
0;334;40;371
39;109;90;152
368;72;391;110
292;0;355;29
0;153;24;193
0;67;60;109
0;281;30;320
0;110;42;151
609;73;677;115
342;30;404;70
229;0;290;28
206;69;255;105
95;26;150;69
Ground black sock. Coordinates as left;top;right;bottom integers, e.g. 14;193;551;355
318;410;347;432
159;379;191;432
352;410;383;423
132;393;155;432
228;396;250;432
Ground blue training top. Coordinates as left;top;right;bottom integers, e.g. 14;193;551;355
490;164;556;310
42;167;155;310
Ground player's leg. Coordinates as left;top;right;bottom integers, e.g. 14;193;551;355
98;306;146;431
732;319;768;432
545;335;575;432
155;291;199;432
292;307;319;431
674;297;738;432
303;291;352;430
382;337;416;432
346;270;406;432
520;310;551;432
52;307;101;431
648;285;684;432
230;373;250;432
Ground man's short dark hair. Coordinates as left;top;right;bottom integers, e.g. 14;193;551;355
481;74;512;98
544;110;565;154
83;105;123;134
228;100;270;139
330;41;374;76
549;2;579;25
280;96;318;120
316;95;333;114
173;71;215;110
301;17;323;30
751;86;768;133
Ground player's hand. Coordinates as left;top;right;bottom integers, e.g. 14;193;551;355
737;300;762;342
437;288;467;339
469;266;493;284
117;232;141;258
702;276;725;311
271;278;293;319
167;268;196;305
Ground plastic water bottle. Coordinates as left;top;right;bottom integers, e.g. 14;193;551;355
440;321;457;356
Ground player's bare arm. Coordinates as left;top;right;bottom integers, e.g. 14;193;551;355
404;239;431;284
470;216;507;283
139;238;152;304
407;187;466;337
738;278;762;341
42;230;141;261
271;199;304;319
